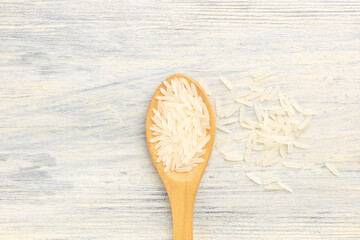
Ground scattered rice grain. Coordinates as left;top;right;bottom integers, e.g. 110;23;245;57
216;123;230;133
277;182;293;193
263;176;280;185
234;98;253;107
246;172;262;185
224;154;243;162
216;135;228;150
325;163;340;176
220;142;236;154
283;161;303;169
294;141;310;149
264;184;283;191
219;76;233;90
198;78;212;96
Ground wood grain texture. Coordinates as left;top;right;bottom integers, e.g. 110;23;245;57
0;0;359;239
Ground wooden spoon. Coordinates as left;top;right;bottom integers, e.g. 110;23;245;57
146;73;216;240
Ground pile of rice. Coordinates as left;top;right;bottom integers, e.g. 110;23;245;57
199;71;329;192
149;78;210;172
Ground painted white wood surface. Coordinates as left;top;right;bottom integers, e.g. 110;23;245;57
1;0;360;239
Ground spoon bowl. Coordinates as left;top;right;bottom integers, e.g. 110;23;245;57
146;73;216;240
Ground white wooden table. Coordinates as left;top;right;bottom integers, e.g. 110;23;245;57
1;0;359;239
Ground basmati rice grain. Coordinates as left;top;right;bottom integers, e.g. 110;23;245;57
283;161;303;169
237;91;252;98
152;131;160;136
249;85;265;93
216;135;228;150
260;124;273;135
266;148;279;160
191;158;205;163
264;183;283;191
252;68;271;77
260;87;272;102
263;106;280;111
272;109;287;116
285;107;295;118
325;163;340;176
245;119;258;128
252;68;272;82
284;96;296;115
219;76;233;90
224;104;240;118
252;145;267;151
272;126;282;136
297;116;312;130
164;164;171;172
245;91;263;101
216;123;230;133
273;136;293;145
233;131;250;141
266;87;279;100
295;124;310;137
263;176;280;185
191;83;198;98
220;118;237;125
289;98;303;113
278;89;285;107
279;146;286;158
263;140;281;148
252;132;257;145
303;109;318;116
246;172;262;185
220;104;234;118
241;122;254;130
256;130;271;139
285;121;292;135
202;101;210;121
198;78;212;96
289;115;301;125
253;74;271;83
261;157;280;167
254;103;262;121
268;113;278;124
256;150;269;166
255;137;267;144
220;142;236;154
171;157;177;171
239;105;244;123
279;128;286;136
246;130;255;148
277;115;285;128
234;98;253;107
294;141;310;149
224;154;243;162
287;143;294;153
258;103;264;116
215;97;220;116
244;145;252;162
263;112;269;126
277;182;293;193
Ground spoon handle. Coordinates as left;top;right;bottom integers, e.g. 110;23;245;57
167;183;197;240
